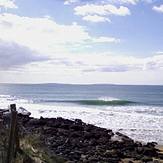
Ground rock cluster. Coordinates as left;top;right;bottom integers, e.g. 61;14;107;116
18;114;163;163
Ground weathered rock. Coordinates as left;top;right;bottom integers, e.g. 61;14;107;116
141;156;153;162
16;114;162;162
158;153;163;159
18;107;31;116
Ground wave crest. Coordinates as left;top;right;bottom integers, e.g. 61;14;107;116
74;99;136;106
98;96;120;101
40;99;136;106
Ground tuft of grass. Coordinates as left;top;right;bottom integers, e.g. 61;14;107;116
19;134;66;163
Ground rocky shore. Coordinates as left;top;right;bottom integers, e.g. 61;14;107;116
16;113;163;163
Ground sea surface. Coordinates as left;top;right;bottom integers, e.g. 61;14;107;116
0;83;163;144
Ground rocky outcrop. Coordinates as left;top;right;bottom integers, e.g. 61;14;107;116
17;114;163;163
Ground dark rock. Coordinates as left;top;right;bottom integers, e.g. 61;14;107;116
16;114;163;162
146;142;157;148
141;156;153;162
83;131;94;139
136;147;144;154
129;161;134;163
18;107;31;116
143;147;158;157
153;160;160;163
60;124;70;130
28;118;46;126
70;131;81;138
158;153;163;159
74;119;83;124
71;124;84;131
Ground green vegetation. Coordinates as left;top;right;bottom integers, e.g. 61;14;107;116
0;128;65;163
19;134;65;163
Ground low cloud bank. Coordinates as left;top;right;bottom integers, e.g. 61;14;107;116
0;40;48;69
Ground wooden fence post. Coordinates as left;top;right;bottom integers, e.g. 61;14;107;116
6;104;17;163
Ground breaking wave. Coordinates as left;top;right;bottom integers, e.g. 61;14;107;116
39;99;137;106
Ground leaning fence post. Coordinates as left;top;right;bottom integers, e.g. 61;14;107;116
6;104;17;163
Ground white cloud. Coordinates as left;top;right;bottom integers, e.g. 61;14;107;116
118;0;138;4
64;0;79;5
0;13;120;69
108;0;152;5
0;13;162;75
82;14;111;22
1;53;163;84
106;0;139;5
156;51;163;55
4;52;162;84
64;0;150;5
29;52;163;74
92;37;120;43
74;4;130;23
142;55;163;71
74;53;163;72
0;0;17;9
75;4;130;16
65;0;153;23
153;4;163;13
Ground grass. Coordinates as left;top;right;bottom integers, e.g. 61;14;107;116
19;134;66;163
0;124;65;163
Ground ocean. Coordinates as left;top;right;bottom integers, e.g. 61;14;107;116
0;83;163;144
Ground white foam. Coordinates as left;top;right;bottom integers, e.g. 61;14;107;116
1;95;163;144
98;96;120;101
0;94;32;109
0;95;11;98
11;103;163;144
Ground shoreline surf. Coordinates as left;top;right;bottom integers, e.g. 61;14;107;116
0;84;163;145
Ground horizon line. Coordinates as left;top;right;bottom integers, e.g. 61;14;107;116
0;82;163;86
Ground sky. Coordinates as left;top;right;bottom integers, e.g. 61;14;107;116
0;0;163;85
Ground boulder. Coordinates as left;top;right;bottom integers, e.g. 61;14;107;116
18;107;31;116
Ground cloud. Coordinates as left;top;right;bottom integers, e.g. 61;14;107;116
74;4;130;23
64;0;153;5
105;0;153;5
92;36;120;43
153;4;163;13
64;0;153;23
1;52;163;84
83;65;135;72
64;0;139;5
143;55;163;70
0;40;47;69
0;0;17;9
0;13;120;57
105;0;139;5
156;51;163;55
64;0;79;5
75;4;130;16
53;53;163;73
82;14;111;22
0;13;121;70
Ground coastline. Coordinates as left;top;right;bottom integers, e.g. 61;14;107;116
1;106;163;162
1;84;163;145
17;102;163;145
17;113;163;162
